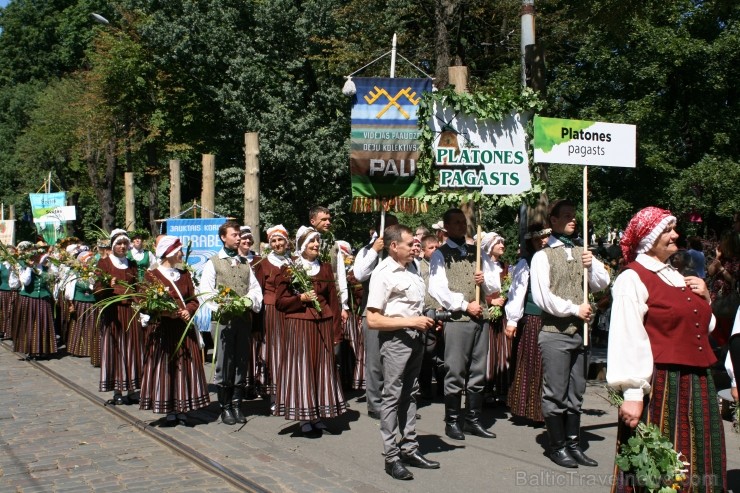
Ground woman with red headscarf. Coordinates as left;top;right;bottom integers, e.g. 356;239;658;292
607;207;726;492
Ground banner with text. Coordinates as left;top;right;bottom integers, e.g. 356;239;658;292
29;192;69;244
350;77;432;213
166;218;226;274
431;108;531;195
533;116;636;167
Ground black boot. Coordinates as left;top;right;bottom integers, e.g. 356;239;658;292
444;394;465;440
463;393;496;438
544;416;578;468
218;386;237;425
565;413;598;467
232;386;247;424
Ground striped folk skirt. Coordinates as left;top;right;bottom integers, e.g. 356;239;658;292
139;320;210;414
0;289;18;339
274;317;347;421
507;315;544;422
262;303;286;396
90;320;102;368
251;324;267;395
15;296;57;357
612;365;726;493
66;300;100;358
99;304;143;393
344;311;366;390
486;317;514;398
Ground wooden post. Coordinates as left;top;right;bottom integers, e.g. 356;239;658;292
9;204;14;220
449;65;477;240
448;66;469;94
583;166;590;346
124;171;135;230
169;159;181;217
244;133;260;239
201;154;215;219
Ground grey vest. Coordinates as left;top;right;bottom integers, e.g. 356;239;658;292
419;258;441;311
540;246;584;335
211;255;252;297
438;243;487;322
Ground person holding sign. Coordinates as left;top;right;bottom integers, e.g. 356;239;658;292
428;208;498;441
530;200;609;468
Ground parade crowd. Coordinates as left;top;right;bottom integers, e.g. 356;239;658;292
1;203;738;492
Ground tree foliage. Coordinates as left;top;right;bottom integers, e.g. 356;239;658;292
0;0;737;245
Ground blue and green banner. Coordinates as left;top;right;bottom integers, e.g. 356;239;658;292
29;192;69;244
350;77;432;213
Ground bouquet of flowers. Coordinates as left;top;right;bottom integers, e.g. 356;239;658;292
286;260;321;312
133;279;179;320
211;285;253;321
69;258;112;288
605;387;690;492
488;274;512;319
0;242;19;266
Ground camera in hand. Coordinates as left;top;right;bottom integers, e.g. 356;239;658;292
424;308;452;323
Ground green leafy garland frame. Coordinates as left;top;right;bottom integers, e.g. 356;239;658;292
416;86;547;209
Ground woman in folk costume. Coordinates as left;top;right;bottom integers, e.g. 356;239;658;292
274;226;347;435
504;224;551;424
0;245;20;341
16;243;57;359
252;224;291;412
8;242;33;344
478;231;511;401
64;250;100;358
95;229;143;405
139;236;209;426
607;207;726;492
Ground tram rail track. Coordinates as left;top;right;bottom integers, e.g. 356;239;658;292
1;340;271;493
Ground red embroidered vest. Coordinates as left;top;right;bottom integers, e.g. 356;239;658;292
628;261;716;368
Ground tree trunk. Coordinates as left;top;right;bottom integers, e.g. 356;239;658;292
434;0;465;89
146;143;159;236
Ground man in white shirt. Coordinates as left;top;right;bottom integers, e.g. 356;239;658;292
352;214;398;419
200;220;263;425
428;208;497;440
366;224;438;480
530;200;609;468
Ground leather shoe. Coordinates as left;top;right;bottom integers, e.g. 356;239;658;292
401;451;440;469
385;460;413;480
221;408;237;425
232;404;247;424
550;448;578;468
367;410;381;420
113;394;125;406
567;445;598;467
463;421;496;438
445;422;465;440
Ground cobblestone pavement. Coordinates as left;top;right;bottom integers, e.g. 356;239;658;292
1;341;739;492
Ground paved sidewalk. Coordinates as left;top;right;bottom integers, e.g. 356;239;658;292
1;341;739;492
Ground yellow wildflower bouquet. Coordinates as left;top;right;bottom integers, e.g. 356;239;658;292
133;278;179;320
212;285;253;321
286;260;320;312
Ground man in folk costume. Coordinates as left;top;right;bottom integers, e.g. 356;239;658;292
428;208;498;440
127;232;156;281
309;206;348;334
530;199;609;468
200;220;263;425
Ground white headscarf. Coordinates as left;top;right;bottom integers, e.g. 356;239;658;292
295;226;320;256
